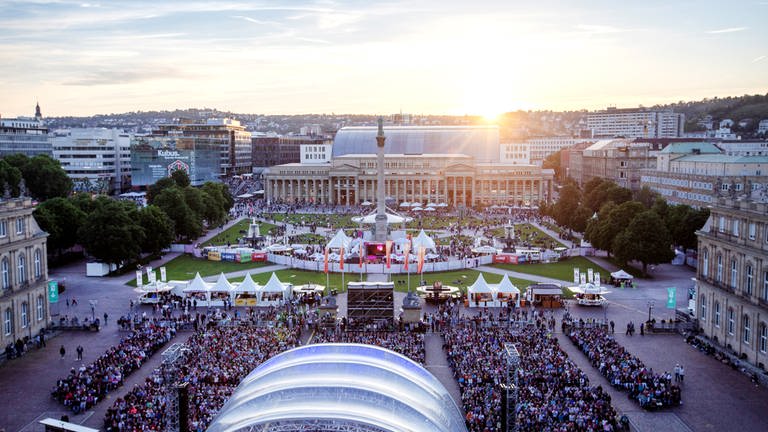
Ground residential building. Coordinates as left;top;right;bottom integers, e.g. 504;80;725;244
696;198;768;370
566;138;655;190
0;103;51;158
525;137;593;165
0;197;50;350
587;107;684;138
52;128;131;194
500;141;530;164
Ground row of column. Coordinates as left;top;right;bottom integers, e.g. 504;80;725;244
265;176;552;206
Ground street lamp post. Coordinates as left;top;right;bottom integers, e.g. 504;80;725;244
647;300;655;323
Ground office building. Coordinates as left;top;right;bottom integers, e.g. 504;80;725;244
0;103;51;158
0;197;50;350
696;198;768;369
565;138;655;190
52;128;131;194
587;107;684;138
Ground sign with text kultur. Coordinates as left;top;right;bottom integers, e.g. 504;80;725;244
666;287;676;309
47;280;59;303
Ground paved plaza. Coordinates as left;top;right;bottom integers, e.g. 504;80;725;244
1;217;767;432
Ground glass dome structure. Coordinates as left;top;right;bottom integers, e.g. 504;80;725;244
332;125;500;163
206;343;468;432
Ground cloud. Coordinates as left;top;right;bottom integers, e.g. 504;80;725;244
231;15;283;26
574;24;627;34
753;55;766;63
61;67;187;86
706;27;748;34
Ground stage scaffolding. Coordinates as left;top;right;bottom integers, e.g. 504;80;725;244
346;282;394;324
502;342;521;432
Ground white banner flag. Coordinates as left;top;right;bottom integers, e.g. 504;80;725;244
595;272;601;287
136;270;143;287
580;272;587;284
146;266;153;279
149;271;156;283
573;268;580;284
160;266;167;282
588;268;594;284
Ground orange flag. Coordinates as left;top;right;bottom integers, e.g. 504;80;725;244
339;246;344;270
324;247;329;274
417;246;426;274
403;240;411;271
385;240;393;269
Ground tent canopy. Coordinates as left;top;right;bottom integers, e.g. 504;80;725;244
468;274;492;294
235;272;260;294
210;273;234;292
610;269;634;280
326;229;352;249
183;272;209;293
352;211;413;224
472;245;498;254
411;230;436;251
261;273;287;293
496;274;520;294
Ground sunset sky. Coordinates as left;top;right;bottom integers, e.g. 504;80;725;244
1;0;766;117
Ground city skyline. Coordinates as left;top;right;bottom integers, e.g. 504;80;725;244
1;0;767;118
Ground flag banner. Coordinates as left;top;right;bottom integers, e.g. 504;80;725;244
595;273;600;287
160;266;167;282
359;240;364;268
324;247;329;274
588;268;594;283
385;240;393;269
580;272;587;284
417;246;426;274
136;270;143;287
667;287;676;309
339;247;344;270
403;241;411;271
149;271;156;283
574;268;579;284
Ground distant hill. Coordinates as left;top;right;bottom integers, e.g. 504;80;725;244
652;93;768;136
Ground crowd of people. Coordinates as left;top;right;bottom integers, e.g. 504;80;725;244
445;319;619;432
51;320;177;414
567;327;682;409
310;329;425;364
103;323;300;432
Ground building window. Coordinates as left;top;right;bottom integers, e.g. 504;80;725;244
36;295;44;321
731;259;738;288
728;308;735;335
715;302;721;327
700;295;707;321
733;220;739;237
17;253;26;284
34;249;42;279
20;302;28;328
1;258;8;290
749;223;756;240
0;220;6;237
761;323;767;353
744;314;751;344
764;271;768;302
15;217;24;235
3;308;11;336
719;216;726;233
746;264;754;296
716;255;723;282
702;248;709;278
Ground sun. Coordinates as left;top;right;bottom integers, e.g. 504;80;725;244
480;110;501;122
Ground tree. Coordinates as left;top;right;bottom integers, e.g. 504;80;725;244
153;187;202;241
664;204;710;250
0;159;22;197
78;199;144;266
70;192;98;214
542;150;563;181
19;155;72;200
587;201;645;256
552;183;581;228
201;182;233;227
171;169;191;188
569;205;593;233
583;178;631;212
147;177;176;205
613;210;675;275
635;185;659;208
138;205;175;256
33;197;86;257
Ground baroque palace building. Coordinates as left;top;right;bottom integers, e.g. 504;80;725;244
264;126;554;207
0;197;49;350
696;197;768;369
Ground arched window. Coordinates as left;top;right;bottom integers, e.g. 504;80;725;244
36;295;44;321
3;308;12;336
716;255;723;282
760;323;767;353
20;302;28;328
728;308;735;335
743;314;751;344
34;249;42;279
700;295;707;321
1;258;8;289
17;253;26;284
702;248;709;278
715;302;721;327
730;259;738;288
746;264;753;296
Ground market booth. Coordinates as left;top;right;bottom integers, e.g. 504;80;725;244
182;273;211;303
233;273;261;306
209;273;234;305
467;274;494;307
610;269;634;288
569;283;610;306
525;283;564;308
259;273;292;306
496;274;521;307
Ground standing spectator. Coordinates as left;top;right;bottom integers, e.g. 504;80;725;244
103;312;108;325
674;364;681;382
679;365;685;383
76;345;83;361
59;345;66;359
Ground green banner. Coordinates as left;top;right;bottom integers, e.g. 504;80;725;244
666;287;676;309
48;280;59;303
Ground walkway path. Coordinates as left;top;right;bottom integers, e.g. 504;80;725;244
477;264;570;285
423;333;463;414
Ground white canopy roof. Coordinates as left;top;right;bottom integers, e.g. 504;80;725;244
262;273;287;293
496;274;520;294
235;272;260;294
610;269;634;280
211;273;234;292
472;245;499;254
468;273;492;294
326;229;352;249
411;230;436;251
399;202;411;207
267;244;292;252
351;212;413;224
361;200;373;206
183;272;209;293
410;202;422;207
423;207;436;211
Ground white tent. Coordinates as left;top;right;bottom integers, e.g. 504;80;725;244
326;229;352;249
468;274;494;307
399;202;411;207
610;270;634;280
183;272;210;294
267;244;292;252
411;229;436;251
496;274;521;307
352;212;412;224
423;207;436;212
412;207;423;211
259;273;291;305
211;273;234;293
426;202;437;207
361;200;373;206
234;272;260;294
410;202;422;207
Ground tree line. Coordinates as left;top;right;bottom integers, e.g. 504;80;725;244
0;154;233;268
541;178;709;274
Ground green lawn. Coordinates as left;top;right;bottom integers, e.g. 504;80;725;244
127;254;270;286
490;223;565;249
289;233;327;244
266;213;359;229
492;256;611;283
202;219;277;247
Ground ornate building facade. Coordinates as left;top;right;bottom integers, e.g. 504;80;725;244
696;198;768;369
0;197;49;350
